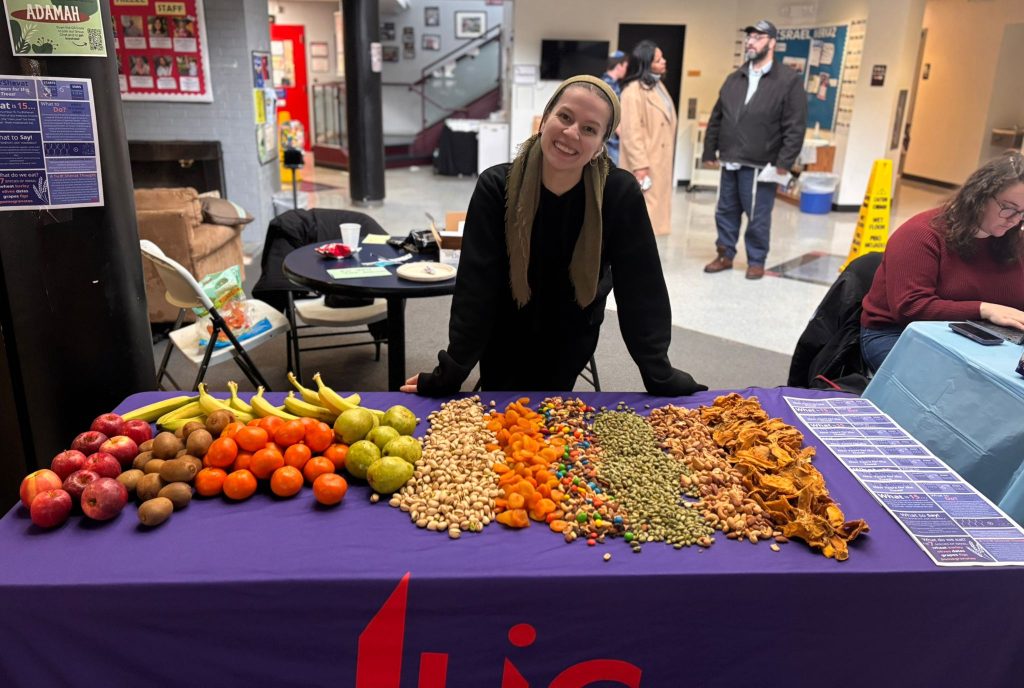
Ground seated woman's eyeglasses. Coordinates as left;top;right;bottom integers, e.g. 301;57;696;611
995;200;1024;222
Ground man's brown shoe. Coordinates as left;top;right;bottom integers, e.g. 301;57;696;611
745;265;765;280
703;256;733;273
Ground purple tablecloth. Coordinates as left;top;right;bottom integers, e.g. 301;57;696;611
2;388;1022;687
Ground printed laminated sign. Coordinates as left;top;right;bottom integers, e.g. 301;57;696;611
773;23;848;131
0;75;104;211
110;0;213;102
4;0;107;56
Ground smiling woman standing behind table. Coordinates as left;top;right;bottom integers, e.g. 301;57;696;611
401;75;705;396
860;151;1024;371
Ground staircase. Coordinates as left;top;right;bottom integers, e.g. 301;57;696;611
313;25;502;171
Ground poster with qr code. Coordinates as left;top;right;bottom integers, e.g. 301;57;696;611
110;0;213;102
4;0;108;56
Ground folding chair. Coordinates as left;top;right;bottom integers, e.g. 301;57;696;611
251;208;391;384
140;240;289;391
285;291;387;384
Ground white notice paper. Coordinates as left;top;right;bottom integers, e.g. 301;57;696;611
757;164;792;186
787;397;1024;566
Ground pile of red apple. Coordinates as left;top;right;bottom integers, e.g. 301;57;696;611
19;413;153;528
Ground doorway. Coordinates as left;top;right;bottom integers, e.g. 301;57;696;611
271;23;310;150
616;24;686;111
898;29;927;176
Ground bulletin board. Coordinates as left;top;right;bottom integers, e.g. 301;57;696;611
774;24;847;131
111;0;213;102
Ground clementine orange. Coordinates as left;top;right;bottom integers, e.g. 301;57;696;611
222;469;257;500
270;465;304;497
313;473;348;505
323;443;349;471
305;423;335;454
284;443;312;471
206;437;238;468
195;467;227;497
303;456;335;484
251;446;284;480
235;426;269;452
274;420;305;447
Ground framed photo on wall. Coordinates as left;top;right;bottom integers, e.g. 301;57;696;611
424;7;440;27
381;45;399;63
454;11;486;39
422;34;440;51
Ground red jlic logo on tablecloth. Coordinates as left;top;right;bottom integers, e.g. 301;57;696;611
356;573;643;687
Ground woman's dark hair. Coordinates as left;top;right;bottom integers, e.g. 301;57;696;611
936;150;1024;263
621;40;659;89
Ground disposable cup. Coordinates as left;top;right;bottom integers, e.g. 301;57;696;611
340;223;361;250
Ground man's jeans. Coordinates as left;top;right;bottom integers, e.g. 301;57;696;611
714;165;778;266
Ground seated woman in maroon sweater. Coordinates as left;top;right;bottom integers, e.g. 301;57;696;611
860;151;1024;371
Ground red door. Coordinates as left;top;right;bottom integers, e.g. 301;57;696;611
270;24;310;150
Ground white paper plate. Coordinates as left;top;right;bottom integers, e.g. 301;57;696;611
396;262;456;282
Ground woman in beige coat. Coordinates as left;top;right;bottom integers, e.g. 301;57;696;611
619;40;677;236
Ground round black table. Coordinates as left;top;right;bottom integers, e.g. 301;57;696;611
282;241;456;390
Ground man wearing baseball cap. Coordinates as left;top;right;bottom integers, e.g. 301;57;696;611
702;19;806;279
602;50;629;165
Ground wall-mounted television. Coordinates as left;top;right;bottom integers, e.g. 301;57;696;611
540;40;610;81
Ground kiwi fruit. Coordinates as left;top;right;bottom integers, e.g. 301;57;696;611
132;450;154;471
205;409;235;437
136;473;165;501
152;432;182;459
138;439;154;453
143;458;166;475
138;497;173;527
186;429;213;458
159;458;198;483
181;421;206;440
158;482;193;510
116;469;145;494
181;455;204;475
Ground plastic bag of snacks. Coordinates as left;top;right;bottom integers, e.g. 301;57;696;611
192;265;270;348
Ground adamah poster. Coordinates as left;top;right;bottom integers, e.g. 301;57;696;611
3;0;107;56
110;0;212;102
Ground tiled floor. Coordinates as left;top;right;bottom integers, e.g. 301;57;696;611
275;165;949;357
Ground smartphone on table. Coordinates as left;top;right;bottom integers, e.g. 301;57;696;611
949;322;1004;346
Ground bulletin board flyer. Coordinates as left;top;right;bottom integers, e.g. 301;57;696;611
0;76;104;211
111;0;213;102
3;0;107;56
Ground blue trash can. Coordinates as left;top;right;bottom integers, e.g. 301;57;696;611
800;191;833;214
799;173;839;214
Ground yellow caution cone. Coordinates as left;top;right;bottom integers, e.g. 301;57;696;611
841;159;893;271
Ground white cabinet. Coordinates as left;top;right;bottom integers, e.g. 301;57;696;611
478;122;510;175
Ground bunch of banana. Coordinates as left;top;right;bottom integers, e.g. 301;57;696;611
121;395;197;422
156;398;205;431
283;392;338;424
312;372;383;421
287;372;322;405
250;386;300;421
198;383;255;423
227;380;254;416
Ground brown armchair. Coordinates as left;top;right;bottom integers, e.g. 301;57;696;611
134;187;244;323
